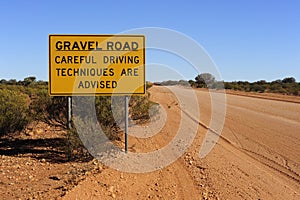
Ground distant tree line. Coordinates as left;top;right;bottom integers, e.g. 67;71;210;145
154;80;189;86
191;73;299;95
0;76;48;87
155;73;300;96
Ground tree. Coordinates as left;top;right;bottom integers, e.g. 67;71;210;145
271;79;282;84
178;80;189;86
0;79;8;84
256;80;267;85
7;79;17;85
195;73;215;88
21;76;36;86
188;80;196;87
251;84;266;93
282;77;296;84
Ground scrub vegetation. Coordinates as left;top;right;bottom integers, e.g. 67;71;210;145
0;77;155;160
157;73;300;96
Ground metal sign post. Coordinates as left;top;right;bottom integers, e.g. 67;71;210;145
67;96;72;160
67;96;72;129
125;96;129;153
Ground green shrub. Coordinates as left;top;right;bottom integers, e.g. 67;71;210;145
146;81;153;90
250;84;266;93
29;88;67;127
0;89;30;135
130;95;156;121
72;94;158;142
72;96;120;141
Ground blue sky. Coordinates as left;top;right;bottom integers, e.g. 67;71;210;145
0;0;299;82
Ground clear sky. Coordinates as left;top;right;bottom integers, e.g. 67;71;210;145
0;0;299;82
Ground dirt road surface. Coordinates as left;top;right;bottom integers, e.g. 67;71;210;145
62;86;300;199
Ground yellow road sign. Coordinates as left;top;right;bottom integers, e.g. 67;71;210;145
49;35;145;96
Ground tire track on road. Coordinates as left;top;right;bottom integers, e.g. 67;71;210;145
176;104;300;185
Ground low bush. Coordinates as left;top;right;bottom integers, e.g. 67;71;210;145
0;89;31;135
130;95;159;121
